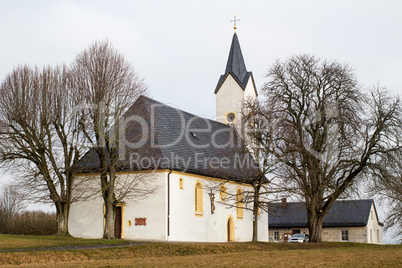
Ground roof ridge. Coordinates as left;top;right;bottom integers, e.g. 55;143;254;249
141;95;231;128
270;199;374;206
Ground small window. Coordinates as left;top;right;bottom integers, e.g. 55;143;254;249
371;210;373;219
292;229;300;234
220;184;227;201
377;229;379;243
341;230;349;241
274;231;280;241
127;220;131;227
179;178;183;189
195;181;203;216
370;229;373;242
236;187;244;219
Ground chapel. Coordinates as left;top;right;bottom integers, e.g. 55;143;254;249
68;29;268;242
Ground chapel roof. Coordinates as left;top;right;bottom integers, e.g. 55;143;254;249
76;96;259;183
214;33;254;93
268;199;383;228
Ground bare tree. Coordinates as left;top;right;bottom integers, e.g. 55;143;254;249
238;99;287;242
367;149;402;237
70;40;148;239
0;65;83;235
249;54;401;242
208;115;281;242
0;183;25;233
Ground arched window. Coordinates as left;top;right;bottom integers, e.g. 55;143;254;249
195;181;203;215
236;187;244;219
220;184;227;201
227;215;235;241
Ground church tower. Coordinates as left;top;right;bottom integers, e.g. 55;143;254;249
214;32;257;125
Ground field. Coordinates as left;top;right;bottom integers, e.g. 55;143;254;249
0;235;401;267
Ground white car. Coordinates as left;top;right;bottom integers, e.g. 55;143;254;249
288;233;309;243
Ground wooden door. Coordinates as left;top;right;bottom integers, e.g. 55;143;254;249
114;206;122;239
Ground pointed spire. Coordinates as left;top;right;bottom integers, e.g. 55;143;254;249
215;32;251;93
224;33;248;85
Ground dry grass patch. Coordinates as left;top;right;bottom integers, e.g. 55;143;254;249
0;234;128;250
0;235;401;267
1;247;401;268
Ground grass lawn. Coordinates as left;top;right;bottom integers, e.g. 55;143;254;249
0;234;401;267
0;234;129;250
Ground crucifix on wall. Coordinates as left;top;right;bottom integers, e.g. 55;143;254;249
209;190;215;214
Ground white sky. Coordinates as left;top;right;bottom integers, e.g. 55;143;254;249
1;0;401;119
0;0;401;242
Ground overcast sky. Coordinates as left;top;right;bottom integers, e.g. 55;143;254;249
0;0;401;242
1;0;401;120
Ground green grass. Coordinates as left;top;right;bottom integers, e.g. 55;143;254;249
0;235;401;267
0;234;129;250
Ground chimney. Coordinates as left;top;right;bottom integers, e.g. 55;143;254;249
281;198;287;207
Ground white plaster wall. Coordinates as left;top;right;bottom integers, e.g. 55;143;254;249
69;175;104;238
69;172;167;241
123;172;167;241
243;76;257;99
366;203;383;244
215;74;245;123
168;172;268;242
69;171;269;242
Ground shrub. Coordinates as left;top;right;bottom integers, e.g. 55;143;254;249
0;206;5;233
5;211;57;235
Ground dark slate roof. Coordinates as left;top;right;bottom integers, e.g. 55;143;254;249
76;96;258;183
214;33;255;94
268;199;383;228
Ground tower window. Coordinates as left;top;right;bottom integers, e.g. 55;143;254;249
226;112;236;123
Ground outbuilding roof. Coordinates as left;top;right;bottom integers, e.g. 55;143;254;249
268;199;383;228
76;96;258;183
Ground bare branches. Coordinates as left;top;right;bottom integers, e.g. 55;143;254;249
0;64;84;235
0;183;26;233
251;54;401;242
70;39;149;239
71;40;147;145
367;148;402;236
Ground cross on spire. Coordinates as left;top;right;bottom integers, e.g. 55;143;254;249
231;13;240;32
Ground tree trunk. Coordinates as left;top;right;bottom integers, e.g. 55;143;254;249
104;201;115;239
252;205;258;242
252;186;259;242
103;163;117;239
307;208;324;242
55;203;70;236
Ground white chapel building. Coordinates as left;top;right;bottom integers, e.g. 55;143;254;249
68;32;268;242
